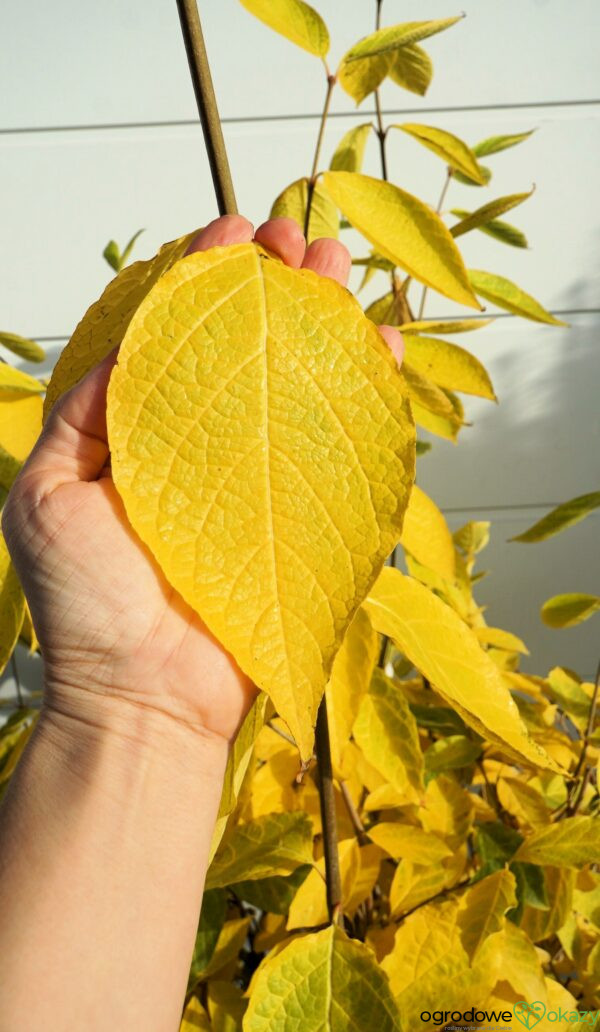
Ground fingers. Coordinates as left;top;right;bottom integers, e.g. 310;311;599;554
302;238;351;287
254;218;306;268
378;325;404;368
185;214;254;255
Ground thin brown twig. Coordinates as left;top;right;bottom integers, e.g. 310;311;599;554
339;780;369;845
315;696;343;925
304;72;336;238
564;659;599;817
417;168;453;319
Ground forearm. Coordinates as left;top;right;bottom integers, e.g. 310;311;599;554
0;686;228;1032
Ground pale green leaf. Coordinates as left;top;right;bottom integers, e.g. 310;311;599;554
0;365;44;395
341;17;462;63
452;164;492;187
238;0;329;56
473;130;535;157
121;228;145;267
388;43;433;96
468;269;567;325
353;669;424;803
270;177;338;245
0;446;22;495
322;171;480;308
511;492;600;543
103;240;121;274
453;210;528;248
403;335;496;400
450;188;533;239
206;812;314;889
541;593;600;629
514;816;600;868
219;694;269;819
364;568;561;772
392;123;486;183
0;332;45;363
329;124;372;174
424;734;482;773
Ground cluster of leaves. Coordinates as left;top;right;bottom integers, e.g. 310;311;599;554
1;1;599;1029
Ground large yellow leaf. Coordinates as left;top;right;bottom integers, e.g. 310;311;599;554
514;816;600;869
497;776;550;830
404;335;496;400
512;491;600;543
457;869;517;958
44;232;195;418
353;669;424;803
0;535;25;676
400;484;455;580
270;177;338;244
0;331;45;363
368;822;452;862
468;269;567;325
322;172;480;308
329;123;372;174
108;243;415;758
474;920;547;1002
0;394;42;462
392;123;486;183
239;0;329;57
0;365;44;395
364;568;561;772
206;812;314;889
244;924;401;1031
450;189;533;239
326;607;378;770
381;897;464;997
541;592;600;629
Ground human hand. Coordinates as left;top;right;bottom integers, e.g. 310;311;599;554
2;215;404;746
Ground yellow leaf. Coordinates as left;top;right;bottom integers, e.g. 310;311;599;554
0;446;22;495
393;123;486;183
0;535;25;677
425;734;481;773
245;745;320;828
454;211;529;249
108;243;415;758
512;492;600;543
353;669;424;804
403;335;496;400
326;608;378;770
388;43;433;97
468;269;567;326
450;189;533;239
254;912;287;952
521;867;574;943
329;124;372;174
475;626;529;654
457;869;517;958
244;924;401;1031
515;816;600;869
497;776;550;830
0;331;45;363
180;996;211;1032
419;775;473;848
485;976;578;1032
541;592;600;629
239;0;329;57
410;399;461;442
364;568;561;772
364;290;409;327
400;484;455;580
338;51;390;106
206;812;314;889
207;981;247;1032
365;923;397;963
399;318;494;334
402;363;462;420
198;917;250;980
368;822;452;862
473;130;535;157
474;919;547;1002
0;394;42;462
44;232;195;418
322;172;480;308
0;365;43;395
287;839;381;929
389;852;465;917
270;177;338;245
340;18;462;65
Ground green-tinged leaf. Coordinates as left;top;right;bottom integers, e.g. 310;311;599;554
510;861;549;913
400;484;455;580
475;822;523;876
547;667;592;725
231;865;311;915
474;626;529;654
403;335;496;400
468;269;567;325
473;130;535;157
514;816;600;868
0;445;22;494
108;243;415;759
450;189;533;239
103;240;121;273
453;520;490;556
541;593;600;629
338;51;390;105
453;210;528;248
399;318;493;334
0;535;25;676
206;812;314;889
0;365;44;395
474;920;547;1002
329;124;372;174
326;607;379;770
368;822;452;862
453;165;492;187
341;17;462;64
208;981;247;1032
0;331;45;363
425;734;482;773
388;43;433;96
198;917;251;982
180;996;211;1031
44;231;196;417
189;889;227;983
121;228;145;267
270;177;338;245
219;694;269;820
239;0;329;56
415;439;431;455
364;291;408;327
402;363;462;421
458;869;517;958
322;171;480;308
511;492;600;543
410;703;467;735
353;669;424;804
244;924;401;1031
392;123;486;184
364;568;561;772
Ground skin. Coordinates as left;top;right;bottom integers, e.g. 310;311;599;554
0;216;403;1031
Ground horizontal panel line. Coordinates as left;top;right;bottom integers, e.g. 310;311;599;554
2;97;599;137
442;503;600;516
31;307;600;343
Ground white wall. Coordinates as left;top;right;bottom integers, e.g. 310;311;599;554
1;0;598;695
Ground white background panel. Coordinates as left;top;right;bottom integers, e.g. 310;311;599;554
1;1;599;130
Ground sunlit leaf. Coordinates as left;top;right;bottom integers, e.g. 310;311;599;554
244;924;401;1031
453;211;528;248
511;492;600;543
196;917;250;981
368;822;452;862
474;626;529;654
402;363;462;421
338;52;389;105
239;0;329;56
270;176;339;244
329;124;372;174
388;43;433;96
364;291;408;327
206;812;314;889
353;669;424;804
322;172;480;308
180;996;211;1032
474;921;547;1001
0;535;25;676
458;869;517;958
473;130;535;157
108;243;415;757
468;269;567;326
541;593;600;629
515;816;600;869
0;331;45;363
392;123;486;184
341;17;462;64
400;484;455;580
403;335;496;400
326;608;378;770
0;394;42;462
497;777;550;831
450;189;533;239
0;365;44;395
364;568;561;772
399;318;493;335
424;734;482;773
287;839;381;929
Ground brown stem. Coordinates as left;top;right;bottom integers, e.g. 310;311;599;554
176;0;237;215
304;72;336;238
564;659;600;817
315;695;343;924
339;780;368;845
417;168;453;319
